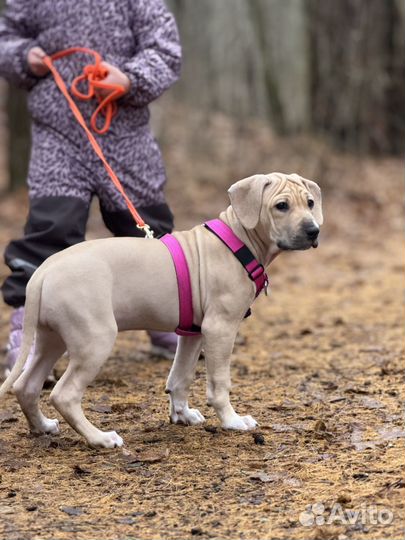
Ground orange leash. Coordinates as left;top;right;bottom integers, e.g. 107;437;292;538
43;47;154;238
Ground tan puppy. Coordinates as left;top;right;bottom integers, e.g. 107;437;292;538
0;173;323;448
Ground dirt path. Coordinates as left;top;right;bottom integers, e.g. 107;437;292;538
0;132;404;539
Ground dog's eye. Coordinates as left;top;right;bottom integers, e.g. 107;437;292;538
308;199;314;209
275;202;289;211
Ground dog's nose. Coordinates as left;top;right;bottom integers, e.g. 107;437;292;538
306;225;319;240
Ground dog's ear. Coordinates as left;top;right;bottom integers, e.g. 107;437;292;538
301;178;323;226
228;174;272;229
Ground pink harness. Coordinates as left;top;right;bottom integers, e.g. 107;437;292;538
160;219;269;336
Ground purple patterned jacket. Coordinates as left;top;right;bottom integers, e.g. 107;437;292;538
0;0;181;207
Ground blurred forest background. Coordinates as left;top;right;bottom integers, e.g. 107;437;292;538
168;0;404;153
0;0;404;192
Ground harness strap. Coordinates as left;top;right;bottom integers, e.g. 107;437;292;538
160;234;201;336
204;219;268;297
160;221;269;337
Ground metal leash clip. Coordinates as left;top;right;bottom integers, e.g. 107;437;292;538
137;224;155;239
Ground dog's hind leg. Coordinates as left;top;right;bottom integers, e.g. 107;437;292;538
49;322;120;448
13;326;65;434
165;336;204;426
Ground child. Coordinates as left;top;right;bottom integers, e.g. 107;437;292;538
0;0;182;373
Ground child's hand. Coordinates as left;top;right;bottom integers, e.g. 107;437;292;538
27;47;50;77
97;62;131;98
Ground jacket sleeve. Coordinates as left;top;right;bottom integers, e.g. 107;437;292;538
0;0;38;89
122;0;182;107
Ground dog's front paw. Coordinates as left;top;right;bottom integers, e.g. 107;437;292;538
222;414;258;431
89;430;124;449
171;407;205;426
31;417;60;435
43;418;60;435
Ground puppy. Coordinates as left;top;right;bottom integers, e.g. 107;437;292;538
0;173;322;448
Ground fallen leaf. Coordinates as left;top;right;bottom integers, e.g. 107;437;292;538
73;465;91;478
329;396;346;403
321;380;339;390
360;397;385;409
142;421;165;432
249;471;283;483
0;507;15;515
60;506;84;516
142;436;164;444
359;346;387;353
116;517;135;525
268;399;300;411
204;425;218;434
314;420;327;432
352;472;369;480
271;423;294;433
90;403;112;414
0;411;18;424
378;427;405;441
320;453;335;459
124;448;170;468
249;472;273;482
386;479;405;489
284;477;302;487
350;426;377;451
344;386;370;395
352;440;377;451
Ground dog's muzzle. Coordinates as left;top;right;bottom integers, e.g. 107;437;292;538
277;224;320;251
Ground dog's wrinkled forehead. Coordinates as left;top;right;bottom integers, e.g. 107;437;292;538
266;172;309;198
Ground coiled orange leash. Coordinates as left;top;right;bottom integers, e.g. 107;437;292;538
43;47;154;238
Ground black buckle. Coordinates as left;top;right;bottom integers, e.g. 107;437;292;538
234;245;255;266
248;264;264;281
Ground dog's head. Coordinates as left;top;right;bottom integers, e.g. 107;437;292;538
228;172;323;250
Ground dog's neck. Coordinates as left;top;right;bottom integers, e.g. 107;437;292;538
219;207;281;268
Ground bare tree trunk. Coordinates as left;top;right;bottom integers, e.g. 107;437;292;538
309;0;405;153
169;0;311;132
251;0;311;132
169;0;270;120
0;0;30;191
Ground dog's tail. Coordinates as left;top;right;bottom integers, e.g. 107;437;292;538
0;269;44;399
